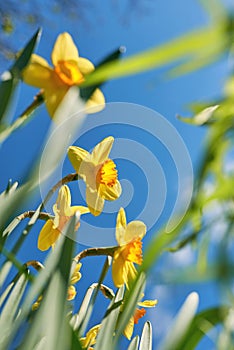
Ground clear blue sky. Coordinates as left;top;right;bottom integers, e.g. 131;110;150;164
0;1;231;348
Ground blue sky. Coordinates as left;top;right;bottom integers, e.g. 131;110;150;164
0;0;232;348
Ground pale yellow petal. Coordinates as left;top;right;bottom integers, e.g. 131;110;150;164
124;221;147;244
86;186;104;216
67;146;90;173
56;185;71;216
115;207;127;245
125;262;137;289
90;136;114;165
85;88;105;114
78;57;94;75
67;285;77;301
22;53;53;88
43;83;69;118
112;247;126;288
99;180;122;201
80;324;100;348
123;317;134;340
37;219;60;251
70;205;90;215
138;299;158;308
51;32;79;66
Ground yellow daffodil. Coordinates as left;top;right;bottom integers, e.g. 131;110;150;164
38;185;89;251
124;297;158;340
68;136;122;216
22;32;105;117
112;207;146;288
80;324;100;349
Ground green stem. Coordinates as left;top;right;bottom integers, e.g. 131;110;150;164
74;246;116;262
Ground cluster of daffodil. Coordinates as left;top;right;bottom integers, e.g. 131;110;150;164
23;32;157;343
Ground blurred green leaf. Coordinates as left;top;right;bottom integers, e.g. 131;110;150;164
80;46;124;101
177;105;219;125
114;273;146;345
95;287;124;350
82;25;225;87
177;306;229;349
128;336;140;350
139;321;152;350
159;292;199;350
0;29;41;124
0;272;29;349
10;28;41;78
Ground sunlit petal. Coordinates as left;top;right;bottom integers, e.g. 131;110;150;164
112;247;126;287
86;186;104;216
99;180;122;201
85;88;105;114
115;207;127;245
51;32;79;66
78;57;95;75
43;84;69;118
124;221;147;244
70;205;90;215
67;146;90;173
56;185;71;216
138;299;158;308
37;219;60;251
91;136;114;165
22;54;53;88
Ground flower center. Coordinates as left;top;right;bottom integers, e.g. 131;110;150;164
96;159;118;187
125;238;143;265
55;60;84;86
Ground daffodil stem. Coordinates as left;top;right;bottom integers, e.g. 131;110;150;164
74;246;117;262
42;173;79;207
17;211;53;221
25;260;44;271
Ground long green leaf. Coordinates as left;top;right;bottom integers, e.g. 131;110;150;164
139;321;152;350
95;287;124;349
81;25;224;87
128;336;140;350
177;306;229;349
0;272;29;349
158;292;199;350
10;28;41;78
114;273;146;345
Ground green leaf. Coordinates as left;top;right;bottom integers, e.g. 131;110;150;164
176;306;229;349
0;261;12;289
0;77;17;123
82;25;225;87
159;292;199;350
139;321;152;350
80;46;124;101
128;336;140;350
0;272;29;349
95;287;124;350
5;216;77;349
177;105;219;125
114;273;146;345
77;257;112;334
10;28;41;78
0;29;41;124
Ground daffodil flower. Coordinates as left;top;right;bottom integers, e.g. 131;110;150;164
68;136;122;216
124;297;158;340
22;32;105;117
38;185;89;251
112;207;146;288
80;324;100;349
